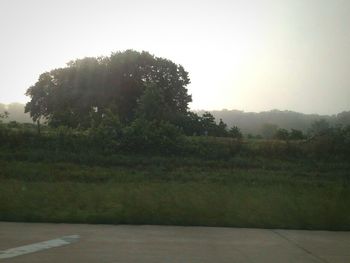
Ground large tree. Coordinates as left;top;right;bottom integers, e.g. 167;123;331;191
25;50;191;128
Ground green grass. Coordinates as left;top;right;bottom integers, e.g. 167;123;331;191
1;152;349;230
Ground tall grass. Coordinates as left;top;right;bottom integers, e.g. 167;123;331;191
0;157;349;230
1;180;349;230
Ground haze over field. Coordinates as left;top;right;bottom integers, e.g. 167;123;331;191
1;0;350;114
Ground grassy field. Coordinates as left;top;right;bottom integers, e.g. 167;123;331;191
1;149;349;230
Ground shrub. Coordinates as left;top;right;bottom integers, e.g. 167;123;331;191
228;126;243;139
121;118;186;154
88;110;123;152
304;125;350;158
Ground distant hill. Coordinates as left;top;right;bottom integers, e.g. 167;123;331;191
196;109;350;135
1;103;349;135
0;103;32;123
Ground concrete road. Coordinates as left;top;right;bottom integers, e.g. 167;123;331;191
0;222;349;263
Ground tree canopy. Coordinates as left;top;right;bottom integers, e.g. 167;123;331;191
25;50;192;128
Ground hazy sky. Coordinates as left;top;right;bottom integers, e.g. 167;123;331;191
0;0;349;114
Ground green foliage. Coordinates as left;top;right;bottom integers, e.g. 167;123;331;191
1;153;349;229
274;128;289;140
309;119;331;137
305;125;350;157
186;112;229;137
88;110;123;152
25;50;191;128
172;111;230;137
7;121;21;129
0;126;36;148
263;128;304;141
289;129;305;140
201;112;216;135
1;119;350;160
175;112;203;136
217;119;228;137
135;84;170;122
228;126;243;139
122;118;186;154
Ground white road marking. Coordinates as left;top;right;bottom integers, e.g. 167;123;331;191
0;235;79;260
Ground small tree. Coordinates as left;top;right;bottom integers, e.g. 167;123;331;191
228;126;242;139
201;112;217;136
217;119;228;137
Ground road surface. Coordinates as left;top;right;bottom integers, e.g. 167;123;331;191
0;222;349;262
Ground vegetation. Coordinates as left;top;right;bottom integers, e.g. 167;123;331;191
198;109;350;136
1;50;350;230
25;50;191;127
0;147;349;230
3;102;350;138
0;117;349;230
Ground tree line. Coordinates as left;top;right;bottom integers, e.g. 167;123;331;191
24;50;241;138
1;49;349;143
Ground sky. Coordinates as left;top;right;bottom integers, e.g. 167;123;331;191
0;0;349;115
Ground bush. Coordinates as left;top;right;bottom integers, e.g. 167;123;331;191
304;125;350;158
88;110;123;152
228;126;242;139
121;118;186;154
1;116;349;160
